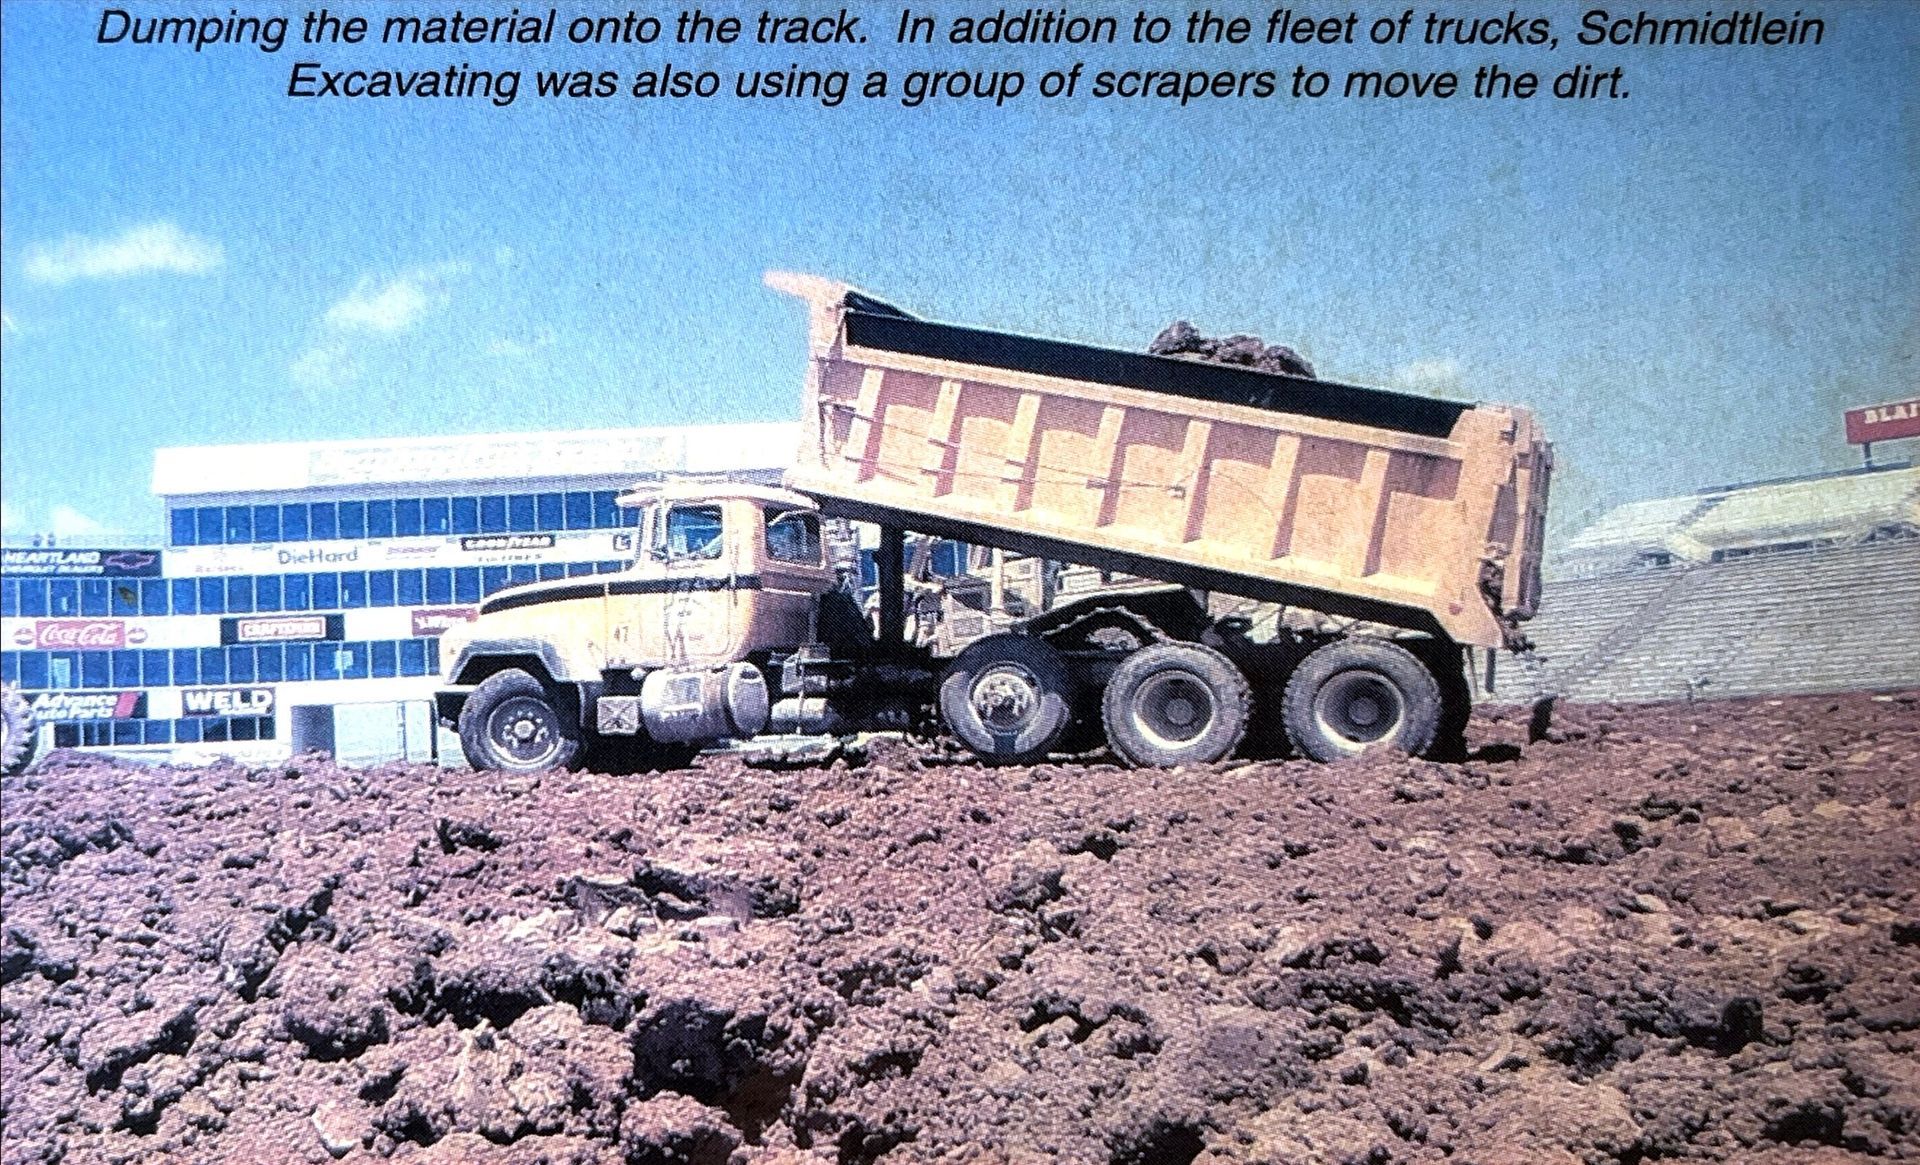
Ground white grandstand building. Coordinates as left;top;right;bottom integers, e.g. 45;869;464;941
1495;463;1920;704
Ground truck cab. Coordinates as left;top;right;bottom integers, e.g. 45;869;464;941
435;483;840;771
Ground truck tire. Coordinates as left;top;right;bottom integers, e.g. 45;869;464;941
939;634;1075;764
2;684;39;777
458;669;584;773
1281;638;1441;761
1101;643;1251;767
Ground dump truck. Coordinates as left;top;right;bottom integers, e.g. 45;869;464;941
434;273;1551;772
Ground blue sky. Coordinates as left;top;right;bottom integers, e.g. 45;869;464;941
2;1;1914;544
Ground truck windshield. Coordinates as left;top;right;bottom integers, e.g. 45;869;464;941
764;508;822;565
663;505;724;560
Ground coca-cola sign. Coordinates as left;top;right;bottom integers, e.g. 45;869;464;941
27;691;147;722
20;620;146;650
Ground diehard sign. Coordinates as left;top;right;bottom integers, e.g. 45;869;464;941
1;548;163;577
410;606;478;636
1844;398;1920;445
27;691;147;722
181;687;276;717
221;614;345;646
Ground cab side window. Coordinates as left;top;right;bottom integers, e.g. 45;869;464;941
764;508;822;565
664;505;724;560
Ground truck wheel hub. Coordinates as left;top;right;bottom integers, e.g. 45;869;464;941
1135;672;1213;746
489;697;558;763
973;667;1038;731
1314;672;1404;745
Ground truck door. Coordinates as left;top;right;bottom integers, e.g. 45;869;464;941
758;506;830;649
658;501;735;664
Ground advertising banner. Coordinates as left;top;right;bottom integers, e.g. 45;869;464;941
221;614;346;646
180;687;276;717
26;691;147;722
1;548;163;577
166;531;632;577
1844;399;1920;445
410;607;478;636
12;619;146;650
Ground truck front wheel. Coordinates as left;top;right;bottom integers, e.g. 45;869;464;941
459;669;584;773
939;634;1075;764
1101;643;1251;767
1281;639;1441;761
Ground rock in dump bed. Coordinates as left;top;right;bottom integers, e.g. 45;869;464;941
3;692;1918;1165
1150;320;1316;379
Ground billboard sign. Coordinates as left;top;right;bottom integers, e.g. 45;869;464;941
181;687;276;717
1;548;163;577
27;691;147;722
459;534;556;552
1844;398;1920;445
411;606;478;636
221;614;345;646
13;620;147;650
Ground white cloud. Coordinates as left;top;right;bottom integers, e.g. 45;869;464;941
0;499;25;534
325;277;431;333
290;342;360;391
23;222;223;284
294;260;471;389
1391;357;1463;392
50;505;108;540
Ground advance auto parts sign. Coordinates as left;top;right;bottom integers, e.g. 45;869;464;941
181;687;275;717
27;691;147;722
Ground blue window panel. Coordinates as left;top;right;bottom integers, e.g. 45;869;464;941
18;653;47;688
311;573;340;609
592;491;619;528
623;504;641;528
197;507;224;545
310;502;338;540
113;721;143;746
396;570;424;606
368;570;396;607
80;579;110;616
255;575;282;613
394;498;423;537
112;651;141;687
231;718;258;743
341;642;370;680
49;579;80;616
282;504;310;542
480;495;508;534
141;649;170;687
198;577;226;615
253;505;282;542
0;654;15;684
199;647;227;685
108;580;139;616
337;501;366;540
564;492;593;530
225;505;253;545
171;649;199;686
144;720;172;744
258;716;276;741
141;579;169;616
47;653;78;689
598;561;625;574
284;643;312;681
201;719;229;743
228;646;256;683
284;574;311;611
452;496;479;535
372;640;398;678
423;497;451;535
339;572;367;609
535;493;563;532
82;651;111;688
169;578;197;616
0;578;17;617
400;638;428;677
170;508;197;547
539;563;566;582
425;568;453;605
18;580;48;617
454;568;481;604
568;563;595;578
509;565;537;587
427;637;440;673
481;567;509;596
174;718;202;743
365;500;395;539
227;576;255;614
256;643;283;682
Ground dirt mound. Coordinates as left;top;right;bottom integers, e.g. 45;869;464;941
3;692;1917;1164
1149;321;1316;379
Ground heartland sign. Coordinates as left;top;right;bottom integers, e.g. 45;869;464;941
1845;398;1920;445
0;548;163;577
181;687;275;717
28;691;147;722
13;619;147;650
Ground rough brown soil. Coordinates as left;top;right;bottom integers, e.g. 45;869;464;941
3;692;1917;1165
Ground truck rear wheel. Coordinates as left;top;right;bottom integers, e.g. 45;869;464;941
2;684;40;777
1101;643;1251;767
459;669;584;773
939;634;1075;764
1281;639;1441;761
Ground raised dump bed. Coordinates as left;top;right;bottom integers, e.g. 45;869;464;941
772;272;1551;652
